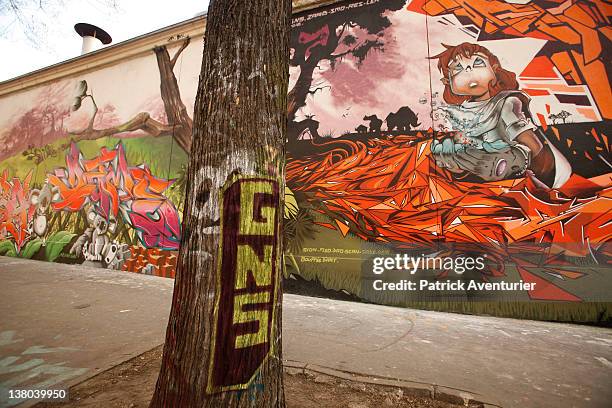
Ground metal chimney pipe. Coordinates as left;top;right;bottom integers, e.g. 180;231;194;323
81;35;99;54
74;23;112;55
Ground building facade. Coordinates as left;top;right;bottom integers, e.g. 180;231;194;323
1;0;610;314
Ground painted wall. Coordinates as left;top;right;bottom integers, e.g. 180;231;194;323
0;37;202;277
285;0;611;304
0;0;610;305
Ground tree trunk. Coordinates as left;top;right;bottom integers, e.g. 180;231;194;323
150;0;290;407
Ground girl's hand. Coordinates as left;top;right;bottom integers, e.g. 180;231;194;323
431;138;465;172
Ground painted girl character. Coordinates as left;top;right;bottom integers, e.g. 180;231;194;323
430;42;571;188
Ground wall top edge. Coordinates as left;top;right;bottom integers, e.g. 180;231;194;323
0;0;342;97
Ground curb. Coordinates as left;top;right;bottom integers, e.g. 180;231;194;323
283;359;503;408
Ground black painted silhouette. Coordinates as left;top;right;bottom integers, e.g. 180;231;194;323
363;115;383;134
288;0;407;127
289;115;321;140
355;124;368;134
549;110;572;124
386;106;421;132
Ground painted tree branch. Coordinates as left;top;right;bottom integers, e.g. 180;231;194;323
170;37;190;69
70;112;176;140
63;39;194;152
154;39;193;153
287;0;406;131
307;84;331;96
1;37;195;161
329;39;379;60
83;94;98;131
69;92;177;141
287;32;340;124
287;59;318;124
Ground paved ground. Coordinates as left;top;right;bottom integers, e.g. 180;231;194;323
283;296;612;408
0;258;174;408
1;257;611;408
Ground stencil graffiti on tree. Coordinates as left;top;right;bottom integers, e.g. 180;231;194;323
208;177;281;393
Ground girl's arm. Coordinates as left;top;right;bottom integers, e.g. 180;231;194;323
516;129;555;187
501;96;556;187
516;130;542;155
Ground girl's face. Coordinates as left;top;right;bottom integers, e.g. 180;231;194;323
447;53;496;100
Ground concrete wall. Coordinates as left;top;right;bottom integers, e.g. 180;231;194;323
1;0;610;305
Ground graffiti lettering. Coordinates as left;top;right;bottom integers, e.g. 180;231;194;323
0;142;181;274
208;177;280;393
0;171;34;253
48;142;181;251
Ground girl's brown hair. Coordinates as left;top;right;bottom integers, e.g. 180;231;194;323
431;42;518;104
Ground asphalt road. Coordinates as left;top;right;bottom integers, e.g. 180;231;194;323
1;257;611;408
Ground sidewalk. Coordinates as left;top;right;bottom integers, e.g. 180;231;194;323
1;257;611;408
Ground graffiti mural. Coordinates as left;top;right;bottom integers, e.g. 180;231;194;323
48;142;181;250
0;37;196;276
0;141;182;271
0;27;296;280
1;0;610;308
408;0;611;120
286;0;611;303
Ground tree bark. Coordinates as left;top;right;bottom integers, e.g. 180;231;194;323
150;0;290;407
